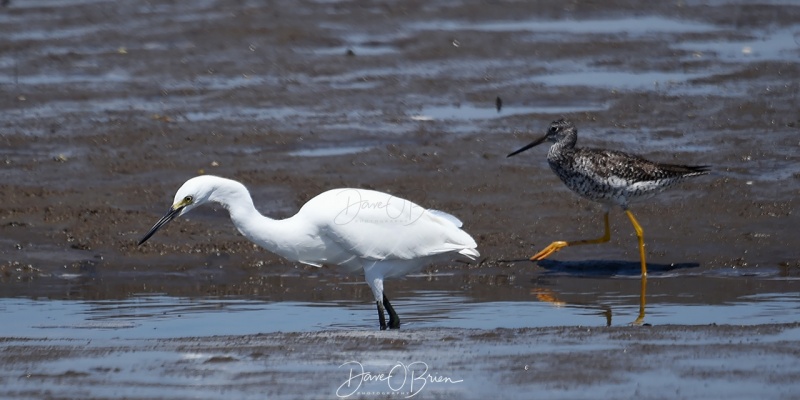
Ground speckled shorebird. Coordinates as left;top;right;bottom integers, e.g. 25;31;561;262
507;119;709;276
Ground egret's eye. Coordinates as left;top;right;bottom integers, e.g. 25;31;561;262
184;195;193;203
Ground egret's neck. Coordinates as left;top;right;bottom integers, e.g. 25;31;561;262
207;181;286;254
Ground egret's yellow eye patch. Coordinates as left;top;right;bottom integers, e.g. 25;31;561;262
174;195;194;209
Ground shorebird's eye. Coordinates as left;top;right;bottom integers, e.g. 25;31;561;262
184;195;193;203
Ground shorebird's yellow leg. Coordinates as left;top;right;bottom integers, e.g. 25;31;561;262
624;210;647;277
631;275;647;325
530;212;611;261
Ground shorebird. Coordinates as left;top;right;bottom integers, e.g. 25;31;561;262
138;175;480;330
507;119;709;276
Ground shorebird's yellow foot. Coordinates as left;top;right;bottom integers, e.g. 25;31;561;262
530;241;568;261
630;276;648;325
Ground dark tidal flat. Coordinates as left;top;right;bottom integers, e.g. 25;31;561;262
1;0;799;399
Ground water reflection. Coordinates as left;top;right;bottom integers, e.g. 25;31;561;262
530;259;704;326
531;276;647;326
3;259;799;339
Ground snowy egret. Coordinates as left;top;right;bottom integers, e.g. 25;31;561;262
508;119;709;276
138;175;480;330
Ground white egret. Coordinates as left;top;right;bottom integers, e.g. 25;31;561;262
138;175;480;330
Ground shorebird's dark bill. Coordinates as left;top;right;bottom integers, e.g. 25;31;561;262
138;206;182;245
507;135;548;157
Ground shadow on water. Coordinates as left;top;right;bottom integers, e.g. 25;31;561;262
535;259;700;276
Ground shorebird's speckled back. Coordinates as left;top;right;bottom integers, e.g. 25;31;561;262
543;119;709;209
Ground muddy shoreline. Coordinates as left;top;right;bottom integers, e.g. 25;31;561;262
2;0;798;282
3;323;800;399
1;0;799;398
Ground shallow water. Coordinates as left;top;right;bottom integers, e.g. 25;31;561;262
409;16;719;35
410;102;609;121
2;0;800;398
4;272;798;340
3;270;799;400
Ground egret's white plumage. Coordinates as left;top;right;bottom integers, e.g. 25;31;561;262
139;175;480;330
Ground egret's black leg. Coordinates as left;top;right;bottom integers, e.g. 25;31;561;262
377;301;387;330
383;293;400;329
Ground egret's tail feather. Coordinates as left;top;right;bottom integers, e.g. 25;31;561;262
427;209;464;228
458;247;480;260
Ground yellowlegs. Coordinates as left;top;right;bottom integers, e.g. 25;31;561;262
507;119;709;276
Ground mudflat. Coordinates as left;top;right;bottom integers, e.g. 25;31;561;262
1;0;798;399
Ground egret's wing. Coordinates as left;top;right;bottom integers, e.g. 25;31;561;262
301;188;477;262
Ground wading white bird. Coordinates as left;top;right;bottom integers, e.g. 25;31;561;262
138;175;480;330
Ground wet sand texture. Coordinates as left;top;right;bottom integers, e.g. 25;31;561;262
1;0;799;399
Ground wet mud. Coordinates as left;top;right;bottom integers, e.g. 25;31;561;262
1;0;799;398
3;323;800;399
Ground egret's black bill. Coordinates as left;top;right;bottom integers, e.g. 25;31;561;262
507;135;548;157
138;206;183;245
